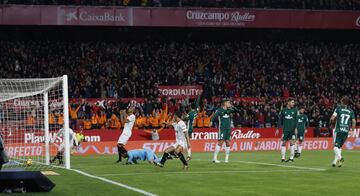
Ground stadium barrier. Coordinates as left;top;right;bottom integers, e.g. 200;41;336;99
73;137;360;155
16;127;318;144
12;127;360;143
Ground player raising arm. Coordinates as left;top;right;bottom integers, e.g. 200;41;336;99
183;91;202;161
116;107;136;163
155;111;190;170
276;98;298;163
330;96;356;167
210;99;237;163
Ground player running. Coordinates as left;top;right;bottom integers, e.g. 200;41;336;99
120;148;160;165
330;96;356;167
155;111;191;170
294;107;309;158
50;127;79;165
276;98;298;163
210;100;237;163
116;107;136;163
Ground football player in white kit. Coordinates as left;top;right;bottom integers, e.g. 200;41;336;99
116;107;136;163
155;111;191;170
50;127;78;165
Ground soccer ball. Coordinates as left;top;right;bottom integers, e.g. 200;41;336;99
25;159;33;166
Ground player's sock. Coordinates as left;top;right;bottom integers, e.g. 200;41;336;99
281;146;286;160
334;147;341;160
225;147;230;162
187;148;192;157
290;144;295;159
117;146;122;162
333;147;340;164
339;148;342;159
294;143;298;152
213;144;221;161
160;153;169;165
58;153;63;164
177;152;188;166
298;144;303;154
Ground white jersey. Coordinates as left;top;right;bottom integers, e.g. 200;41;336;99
172;120;188;144
123;114;136;136
54;128;78;152
118;114;136;145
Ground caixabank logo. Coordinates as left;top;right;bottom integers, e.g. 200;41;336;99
65;11;125;22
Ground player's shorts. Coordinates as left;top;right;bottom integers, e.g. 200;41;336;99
281;131;296;142
333;131;348;148
297;131;305;141
218;128;231;141
172;140;187;150
118;133;131;145
58;142;74;152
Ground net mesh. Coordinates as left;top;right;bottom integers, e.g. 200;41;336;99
0;77;68;170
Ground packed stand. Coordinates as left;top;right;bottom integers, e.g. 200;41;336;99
1;0;360;10
0;40;359;129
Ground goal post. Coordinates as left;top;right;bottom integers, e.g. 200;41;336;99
0;75;71;170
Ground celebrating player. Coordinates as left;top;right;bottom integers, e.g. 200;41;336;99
155;111;190;170
50;127;79;165
294;107;309;158
210;99;237;163
120;148;160;165
276;98;298;162
116;107;136;163
330;96;356;167
183;92;201;161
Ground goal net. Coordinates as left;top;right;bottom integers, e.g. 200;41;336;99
0;75;70;170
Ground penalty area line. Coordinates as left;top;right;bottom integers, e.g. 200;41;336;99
70;168;158;196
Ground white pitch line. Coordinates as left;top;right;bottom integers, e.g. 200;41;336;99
192;159;326;171
96;169;314;177
70;168;158;196
233;160;326;171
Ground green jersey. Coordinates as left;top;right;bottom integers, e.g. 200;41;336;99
186;110;198;132
333;106;355;133
211;107;235;131
278;107;298;133
296;114;309;133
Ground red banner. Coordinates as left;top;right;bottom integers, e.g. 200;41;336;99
4;137;359;156
72;137;360;155
158;85;203;99
0;6;359;29
3;127;313;144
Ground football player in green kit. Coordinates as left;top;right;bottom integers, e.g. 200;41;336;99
276;99;298;163
330;96;356;167
210;100;237;163
183;91;202;161
294;106;309;158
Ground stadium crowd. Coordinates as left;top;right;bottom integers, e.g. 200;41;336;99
1;0;360;10
0;38;359;129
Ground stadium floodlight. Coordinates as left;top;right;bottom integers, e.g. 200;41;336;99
0;75;70;170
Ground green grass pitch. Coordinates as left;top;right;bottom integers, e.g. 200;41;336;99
34;151;360;196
